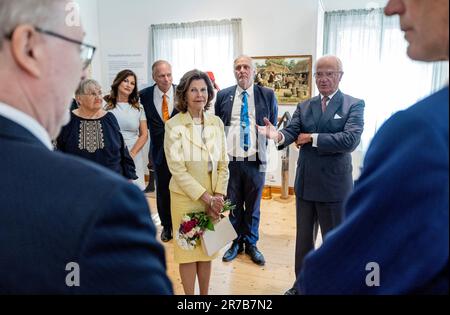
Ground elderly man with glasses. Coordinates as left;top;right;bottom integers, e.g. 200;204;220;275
259;55;365;295
0;0;172;294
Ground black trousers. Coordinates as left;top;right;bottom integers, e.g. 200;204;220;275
227;158;266;245
294;197;344;279
154;160;172;230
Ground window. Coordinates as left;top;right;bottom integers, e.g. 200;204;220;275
323;9;448;158
150;19;243;88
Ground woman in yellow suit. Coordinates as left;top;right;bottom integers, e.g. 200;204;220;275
164;70;229;295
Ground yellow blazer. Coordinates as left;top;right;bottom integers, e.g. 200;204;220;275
164;111;229;201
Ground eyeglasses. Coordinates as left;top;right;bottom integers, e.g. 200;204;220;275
313;71;343;79
5;27;96;70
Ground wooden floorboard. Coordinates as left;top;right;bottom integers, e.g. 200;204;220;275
146;193;319;295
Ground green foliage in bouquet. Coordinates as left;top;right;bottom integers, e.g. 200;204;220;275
176;200;236;251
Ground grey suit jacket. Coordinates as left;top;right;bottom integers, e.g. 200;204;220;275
280;90;365;202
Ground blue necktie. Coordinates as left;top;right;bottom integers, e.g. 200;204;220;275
240;91;250;152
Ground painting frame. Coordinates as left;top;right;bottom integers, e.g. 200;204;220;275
252;55;313;105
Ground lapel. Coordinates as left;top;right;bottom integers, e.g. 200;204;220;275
225;86;238;124
147;85;164;125
311;96;322;128
180;112;207;151
202;112;217;156
319;90;343;129
253;85;266;126
171;107;179;118
170;84;178;118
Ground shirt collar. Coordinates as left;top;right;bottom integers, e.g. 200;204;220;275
320;89;339;102
237;84;254;98
155;85;173;99
0;102;53;150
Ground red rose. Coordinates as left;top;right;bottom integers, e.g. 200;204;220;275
181;219;198;234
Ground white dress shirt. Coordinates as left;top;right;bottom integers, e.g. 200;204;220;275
0;102;53;150
153;85;174;121
227;85;257;158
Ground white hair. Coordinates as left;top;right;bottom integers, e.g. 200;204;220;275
0;0;65;49
234;55;255;71
315;55;344;72
75;79;101;96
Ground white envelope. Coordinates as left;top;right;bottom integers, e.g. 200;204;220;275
201;216;237;257
334;114;342;119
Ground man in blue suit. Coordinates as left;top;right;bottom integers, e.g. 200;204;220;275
140;60;179;242
260;55;365;294
215;55;278;266
295;0;449;294
0;0;172;294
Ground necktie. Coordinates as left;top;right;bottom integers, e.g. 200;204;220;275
240;91;250;152
321;96;329;113
162;94;170;122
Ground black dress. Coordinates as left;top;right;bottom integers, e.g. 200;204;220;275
56;112;137;180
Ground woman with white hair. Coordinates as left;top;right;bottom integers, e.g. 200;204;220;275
56;79;137;180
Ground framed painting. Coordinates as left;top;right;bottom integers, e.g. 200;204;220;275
252;55;312;105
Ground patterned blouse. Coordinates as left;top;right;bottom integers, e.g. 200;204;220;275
56;112;137;180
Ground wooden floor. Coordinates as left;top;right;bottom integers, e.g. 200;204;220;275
146;193;322;295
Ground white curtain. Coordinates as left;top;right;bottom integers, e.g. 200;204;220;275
324;9;449;157
150;19;242;88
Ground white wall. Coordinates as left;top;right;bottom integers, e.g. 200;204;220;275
76;0;102;83
96;0;320;89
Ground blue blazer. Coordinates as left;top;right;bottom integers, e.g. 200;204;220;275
280;90;365;202
214;84;278;164
0;116;173;294
140;84;179;166
298;86;449;294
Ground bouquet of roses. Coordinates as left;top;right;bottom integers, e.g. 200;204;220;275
176;200;235;251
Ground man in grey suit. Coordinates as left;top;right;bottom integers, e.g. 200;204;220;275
259;55;364;294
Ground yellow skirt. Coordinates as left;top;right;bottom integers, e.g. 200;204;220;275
170;174;218;264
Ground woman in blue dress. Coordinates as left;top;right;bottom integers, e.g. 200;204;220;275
56;79;137;180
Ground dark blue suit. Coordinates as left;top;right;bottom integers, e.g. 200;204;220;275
0;115;173;294
298;86;449;294
279;90;365;279
215;85;278;245
140;85;178;230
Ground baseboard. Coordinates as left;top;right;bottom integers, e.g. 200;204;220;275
269;186;295;195
262;186;295;200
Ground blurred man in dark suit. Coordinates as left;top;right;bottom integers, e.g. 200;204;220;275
0;0;172;294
